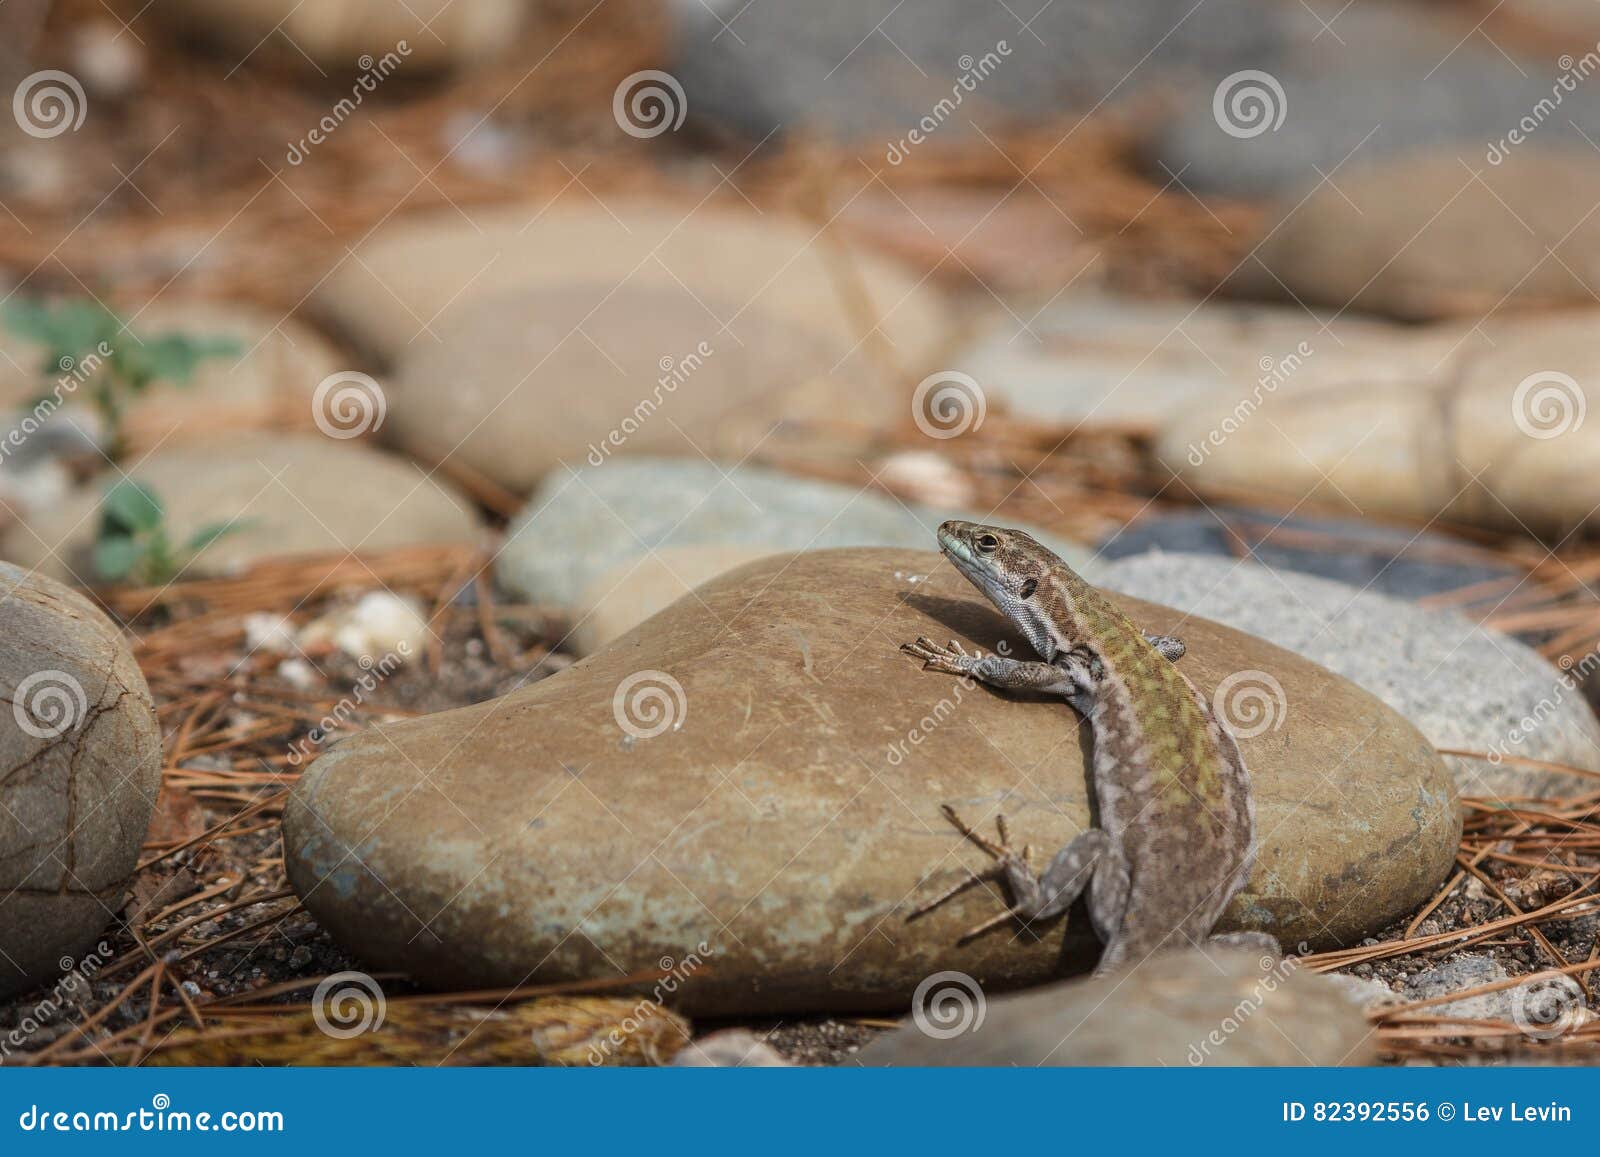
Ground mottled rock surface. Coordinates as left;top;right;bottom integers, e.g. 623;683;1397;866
0;564;161;998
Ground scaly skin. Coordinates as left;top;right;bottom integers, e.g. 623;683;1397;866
901;520;1269;975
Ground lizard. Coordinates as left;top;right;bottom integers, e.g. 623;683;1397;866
899;519;1274;975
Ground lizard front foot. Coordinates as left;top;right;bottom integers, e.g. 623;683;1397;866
899;636;979;678
907;805;1035;941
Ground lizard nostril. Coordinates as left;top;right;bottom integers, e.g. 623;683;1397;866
1019;579;1038;599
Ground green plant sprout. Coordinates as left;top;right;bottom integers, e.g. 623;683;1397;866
2;298;241;450
92;478;249;586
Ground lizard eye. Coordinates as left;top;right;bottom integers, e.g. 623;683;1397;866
1019;578;1037;599
975;533;1000;553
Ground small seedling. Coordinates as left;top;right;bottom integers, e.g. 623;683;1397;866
92;478;248;586
3;298;241;451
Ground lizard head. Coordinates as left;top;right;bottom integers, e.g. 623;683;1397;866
936;520;1072;657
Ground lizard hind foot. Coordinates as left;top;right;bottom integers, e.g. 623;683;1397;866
906;805;1032;935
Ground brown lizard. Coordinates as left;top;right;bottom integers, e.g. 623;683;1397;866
901;520;1275;974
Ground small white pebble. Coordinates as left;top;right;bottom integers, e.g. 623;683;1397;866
877;450;974;507
300;591;427;665
244;613;298;655
276;658;320;691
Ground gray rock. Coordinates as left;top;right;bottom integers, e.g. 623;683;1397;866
1402;955;1513;1021
0;564;162;999
673;0;1290;145
494;459;1093;605
1410;962;1595;1039
1097;506;1519;601
1099;552;1600;797
1325;972;1399;1011
857;948;1376;1066
1150;4;1600;196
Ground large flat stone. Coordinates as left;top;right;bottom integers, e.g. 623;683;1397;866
285;548;1459;1015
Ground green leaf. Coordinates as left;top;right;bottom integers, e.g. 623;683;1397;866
123;332;242;390
101;479;164;534
4;299;118;374
91;535;144;583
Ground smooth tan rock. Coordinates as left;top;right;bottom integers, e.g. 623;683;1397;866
858;948;1376;1066
570;546;781;657
1;434;482;583
157;0;527;71
0;301;341;453
1242;149;1600;320
284;548;1459;1015
387;287;897;494
0;564;161;998
313;198;955;370
954;291;1465;429
1156;309;1600;535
